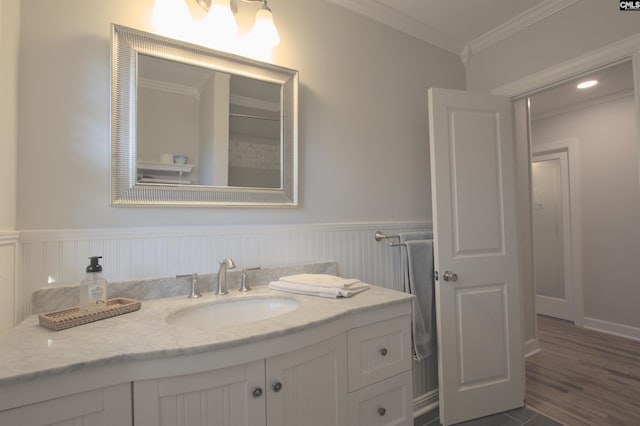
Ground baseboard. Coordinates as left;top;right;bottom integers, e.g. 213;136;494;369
524;338;541;357
583;317;640;342
413;389;439;418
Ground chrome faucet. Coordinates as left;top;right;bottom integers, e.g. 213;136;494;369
215;258;236;295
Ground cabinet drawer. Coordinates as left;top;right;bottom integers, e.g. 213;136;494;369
347;315;411;391
348;370;412;426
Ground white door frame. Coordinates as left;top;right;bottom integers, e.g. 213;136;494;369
532;140;583;325
491;34;640;343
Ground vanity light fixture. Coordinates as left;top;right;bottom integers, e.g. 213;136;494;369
577;80;598;89
195;0;280;47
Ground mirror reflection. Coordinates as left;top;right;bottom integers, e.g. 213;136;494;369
137;54;282;188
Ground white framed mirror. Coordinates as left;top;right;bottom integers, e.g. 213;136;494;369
111;24;298;207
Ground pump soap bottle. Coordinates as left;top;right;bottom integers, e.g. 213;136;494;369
79;256;108;311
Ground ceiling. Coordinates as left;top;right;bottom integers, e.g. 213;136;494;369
326;0;577;64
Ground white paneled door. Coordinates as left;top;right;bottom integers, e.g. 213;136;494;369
428;88;524;425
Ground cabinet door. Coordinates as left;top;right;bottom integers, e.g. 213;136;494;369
266;333;348;426
0;383;131;426
134;360;265;426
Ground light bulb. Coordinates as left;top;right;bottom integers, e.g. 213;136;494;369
249;4;280;48
151;0;192;39
577;80;598;89
203;0;238;39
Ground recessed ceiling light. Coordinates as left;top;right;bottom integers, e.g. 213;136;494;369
577;80;598;89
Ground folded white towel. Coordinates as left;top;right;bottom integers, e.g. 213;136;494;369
279;274;362;289
269;280;369;299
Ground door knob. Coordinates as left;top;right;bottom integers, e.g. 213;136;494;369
442;270;458;282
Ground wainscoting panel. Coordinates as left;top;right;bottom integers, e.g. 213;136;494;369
17;221;437;400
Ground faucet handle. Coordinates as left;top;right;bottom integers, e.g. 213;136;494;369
239;267;260;292
178;273;201;299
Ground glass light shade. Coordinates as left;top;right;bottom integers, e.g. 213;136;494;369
249;7;280;48
151;0;192;37
203;0;239;38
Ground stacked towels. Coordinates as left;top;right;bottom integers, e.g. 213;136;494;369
269;274;369;299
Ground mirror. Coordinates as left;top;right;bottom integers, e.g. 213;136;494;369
111;24;298;206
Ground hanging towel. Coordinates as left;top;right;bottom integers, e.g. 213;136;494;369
401;236;436;360
279;274;362;289
269;280;369;298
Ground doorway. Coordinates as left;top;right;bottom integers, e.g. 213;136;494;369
527;59;636;325
531;147;574;321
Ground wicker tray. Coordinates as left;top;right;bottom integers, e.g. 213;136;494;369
39;298;141;331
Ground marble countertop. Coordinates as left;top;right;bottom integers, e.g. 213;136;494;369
0;285;412;387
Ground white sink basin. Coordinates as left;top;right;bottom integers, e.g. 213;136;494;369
166;297;301;328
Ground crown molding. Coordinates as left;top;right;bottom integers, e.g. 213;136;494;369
465;0;579;64
324;0;464;56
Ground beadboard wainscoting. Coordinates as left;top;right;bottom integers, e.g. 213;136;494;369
18;222;431;319
0;232;18;334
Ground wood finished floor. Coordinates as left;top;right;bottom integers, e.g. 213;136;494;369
526;315;640;425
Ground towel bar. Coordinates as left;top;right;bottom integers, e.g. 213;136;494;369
374;231;406;247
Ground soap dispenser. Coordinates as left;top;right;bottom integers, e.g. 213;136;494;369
79;256;108;311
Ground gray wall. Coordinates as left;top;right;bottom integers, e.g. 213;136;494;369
0;0;18;231
532;94;640;329
16;0;465;230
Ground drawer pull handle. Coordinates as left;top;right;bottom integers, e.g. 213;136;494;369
380;347;388;356
272;381;282;392
378;407;386;416
252;387;263;398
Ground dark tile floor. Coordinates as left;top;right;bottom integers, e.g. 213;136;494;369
414;406;563;426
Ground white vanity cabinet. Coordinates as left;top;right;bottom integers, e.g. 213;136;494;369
133;334;348;426
0;383;132;426
0;285;413;426
132;315;411;426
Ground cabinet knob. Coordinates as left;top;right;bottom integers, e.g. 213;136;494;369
378;407;386;416
252;387;263;398
379;347;388;356
272;381;282;392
